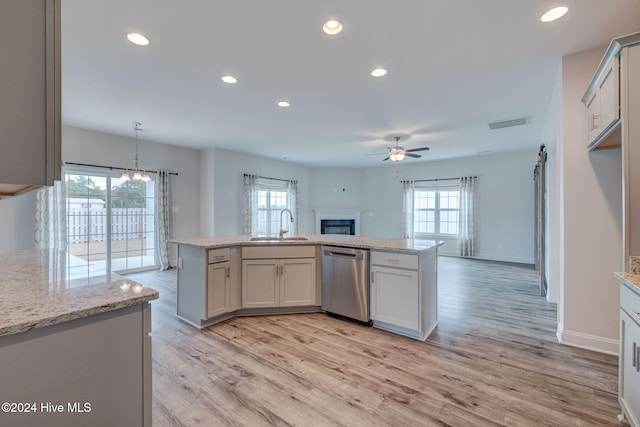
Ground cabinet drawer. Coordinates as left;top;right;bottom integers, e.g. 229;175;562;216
371;251;418;270
208;247;231;264
243;245;315;259
621;284;640;322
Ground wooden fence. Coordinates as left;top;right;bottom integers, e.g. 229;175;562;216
67;208;149;243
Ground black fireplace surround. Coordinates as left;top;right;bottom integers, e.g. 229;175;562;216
320;219;355;235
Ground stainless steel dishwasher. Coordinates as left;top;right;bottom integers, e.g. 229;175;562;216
321;246;371;324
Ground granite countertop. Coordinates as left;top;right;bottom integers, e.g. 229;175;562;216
616;272;640;296
170;234;444;253
0;249;159;337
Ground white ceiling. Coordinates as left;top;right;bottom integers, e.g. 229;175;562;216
61;0;640;168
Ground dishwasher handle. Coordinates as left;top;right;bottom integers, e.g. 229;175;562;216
324;249;364;260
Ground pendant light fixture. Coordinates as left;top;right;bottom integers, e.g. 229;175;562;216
120;122;151;182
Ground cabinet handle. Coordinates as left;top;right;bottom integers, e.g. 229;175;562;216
634;342;637;368
591;113;600;131
637;345;640;373
281;265;284;276
387;258;400;263
226;267;230;278
371;272;375;283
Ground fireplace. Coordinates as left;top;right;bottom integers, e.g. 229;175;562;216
321;219;355;235
313;209;362;236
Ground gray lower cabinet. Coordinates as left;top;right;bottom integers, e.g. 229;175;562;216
0;304;152;427
177;245;239;327
620;284;640;427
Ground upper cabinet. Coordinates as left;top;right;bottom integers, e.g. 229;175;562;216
584;56;620;149
583;32;640;269
0;0;61;198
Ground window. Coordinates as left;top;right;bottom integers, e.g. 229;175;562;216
256;183;290;237
65;171;158;275
414;187;460;236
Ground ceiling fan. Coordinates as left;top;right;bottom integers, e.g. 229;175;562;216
383;137;430;162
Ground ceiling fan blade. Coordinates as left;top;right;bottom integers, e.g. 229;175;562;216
406;153;422;158
405;146;430;153
382;156;390;161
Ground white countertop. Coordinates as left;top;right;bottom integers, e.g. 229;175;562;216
0;249;159;337
170;234;444;253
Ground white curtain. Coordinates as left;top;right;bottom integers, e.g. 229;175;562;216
401;180;415;239
288;179;299;235
156;170;171;270
460;176;476;257
243;174;259;235
35;179;67;251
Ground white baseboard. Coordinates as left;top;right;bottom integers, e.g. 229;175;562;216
557;327;618;355
438;251;534;265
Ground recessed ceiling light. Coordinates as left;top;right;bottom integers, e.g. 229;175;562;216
278;101;291;108
323;19;343;35
371;68;387;77
127;32;149;46
221;75;237;84
540;6;569;22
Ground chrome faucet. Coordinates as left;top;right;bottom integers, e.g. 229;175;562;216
279;208;294;239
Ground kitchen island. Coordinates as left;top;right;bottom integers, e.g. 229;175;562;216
171;235;443;340
0;249;158;427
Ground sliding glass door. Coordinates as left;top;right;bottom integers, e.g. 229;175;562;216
65;170;158;275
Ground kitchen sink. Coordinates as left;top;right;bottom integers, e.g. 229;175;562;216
249;236;310;241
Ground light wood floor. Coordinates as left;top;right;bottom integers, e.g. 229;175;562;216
127;256;620;427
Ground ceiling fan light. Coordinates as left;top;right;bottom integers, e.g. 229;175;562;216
389;152;404;162
120;171;131;181
141;173;152;182
132;171;143;181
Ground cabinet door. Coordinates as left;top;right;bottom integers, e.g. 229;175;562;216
242;259;279;308
586;91;600;145
371;266;419;330
621;310;640;427
0;0;60;188
280;259;316;307
598;60;619;135
207;261;229;318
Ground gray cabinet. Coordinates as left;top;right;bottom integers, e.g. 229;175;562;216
620;284;640;427
177;245;239;327
207;252;231;318
0;0;61;196
0;304;152;427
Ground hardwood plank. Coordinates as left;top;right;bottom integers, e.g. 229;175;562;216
125;256;620;426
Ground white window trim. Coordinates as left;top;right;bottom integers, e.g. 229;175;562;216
413;183;461;239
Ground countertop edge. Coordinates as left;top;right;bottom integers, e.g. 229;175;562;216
1;291;159;337
615;272;640;296
169;236;445;253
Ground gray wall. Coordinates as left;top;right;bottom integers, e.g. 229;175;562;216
361;150;536;263
556;46;622;354
0;126;536;266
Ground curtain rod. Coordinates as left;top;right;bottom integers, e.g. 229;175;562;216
244;173;295;183
65;162;178;176
402;176;477;183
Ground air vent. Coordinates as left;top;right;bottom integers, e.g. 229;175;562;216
488;117;529;130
